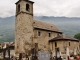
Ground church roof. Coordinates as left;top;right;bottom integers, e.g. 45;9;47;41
49;34;79;42
33;20;62;33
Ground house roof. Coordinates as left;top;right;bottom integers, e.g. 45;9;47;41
33;20;62;33
49;34;79;42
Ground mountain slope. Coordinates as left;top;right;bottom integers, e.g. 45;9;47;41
0;16;15;43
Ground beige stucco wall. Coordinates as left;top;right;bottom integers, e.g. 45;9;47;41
33;29;58;51
50;40;79;55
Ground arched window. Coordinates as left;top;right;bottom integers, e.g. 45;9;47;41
18;4;20;12
26;4;29;11
69;42;70;46
38;31;41;36
49;32;51;37
55;42;57;47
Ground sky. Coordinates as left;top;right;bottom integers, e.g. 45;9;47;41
0;0;80;18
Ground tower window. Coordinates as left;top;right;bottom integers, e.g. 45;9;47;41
38;31;41;36
18;4;20;12
26;4;29;11
49;33;51;37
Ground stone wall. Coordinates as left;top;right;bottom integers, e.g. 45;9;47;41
15;0;34;54
15;13;33;54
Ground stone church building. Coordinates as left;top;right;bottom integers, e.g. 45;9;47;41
14;0;80;59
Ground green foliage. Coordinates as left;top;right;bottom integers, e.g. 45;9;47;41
74;33;80;40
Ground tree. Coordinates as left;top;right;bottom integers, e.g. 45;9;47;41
74;33;80;40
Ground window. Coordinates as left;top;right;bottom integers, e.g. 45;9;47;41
38;31;41;36
18;4;20;12
69;42;70;46
55;42;57;47
26;4;29;11
49;33;51;37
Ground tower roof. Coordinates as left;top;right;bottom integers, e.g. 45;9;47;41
19;0;29;1
15;0;34;4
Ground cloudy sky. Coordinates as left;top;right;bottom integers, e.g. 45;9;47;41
0;0;80;18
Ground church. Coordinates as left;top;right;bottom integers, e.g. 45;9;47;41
14;0;80;59
0;0;80;60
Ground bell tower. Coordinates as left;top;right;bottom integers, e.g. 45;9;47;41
16;0;34;16
15;0;34;54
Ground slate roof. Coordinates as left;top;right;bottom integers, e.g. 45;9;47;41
49;34;79;42
33;20;62;33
